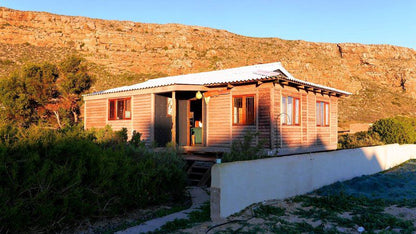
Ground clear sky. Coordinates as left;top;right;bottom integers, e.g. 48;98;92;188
2;0;415;49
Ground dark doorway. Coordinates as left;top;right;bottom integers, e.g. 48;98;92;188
154;94;172;146
190;99;203;145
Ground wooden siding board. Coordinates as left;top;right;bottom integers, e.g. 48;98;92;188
85;99;107;129
257;87;271;148
207;93;231;147
132;94;152;144
85;94;152;143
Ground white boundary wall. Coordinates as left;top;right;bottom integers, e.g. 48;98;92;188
210;144;416;220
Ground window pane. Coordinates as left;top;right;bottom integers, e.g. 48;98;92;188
281;96;287;124
287;97;293;125
234;97;242;124
325;103;329;126
109;100;115;119
117;100;124;119
295;98;300;125
246;97;255;125
125;99;131;119
320;102;324;126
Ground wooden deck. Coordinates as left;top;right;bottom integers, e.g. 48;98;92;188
180;146;229;154
184;154;216;162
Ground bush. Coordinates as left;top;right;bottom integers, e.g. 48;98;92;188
338;131;383;149
129;130;145;148
222;132;267;163
90;125;128;146
0;126;186;232
338;116;416;149
0;122;18;145
371;116;416;144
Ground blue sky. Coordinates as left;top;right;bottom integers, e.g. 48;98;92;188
2;0;415;49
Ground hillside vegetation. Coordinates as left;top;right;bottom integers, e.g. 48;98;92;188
0;125;186;232
0;7;415;127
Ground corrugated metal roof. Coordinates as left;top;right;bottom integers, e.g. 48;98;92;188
86;62;351;96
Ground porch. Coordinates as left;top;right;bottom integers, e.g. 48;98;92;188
153;90;206;148
182;146;228;186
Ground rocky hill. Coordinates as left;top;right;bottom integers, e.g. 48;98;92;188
0;7;415;128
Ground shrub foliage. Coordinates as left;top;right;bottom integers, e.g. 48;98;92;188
338;131;383;149
338;116;416;149
0;125;186;232
371;116;416;144
222;132;267;163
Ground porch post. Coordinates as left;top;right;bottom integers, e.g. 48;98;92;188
172;91;177;144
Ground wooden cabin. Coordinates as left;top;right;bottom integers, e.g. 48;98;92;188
83;62;351;155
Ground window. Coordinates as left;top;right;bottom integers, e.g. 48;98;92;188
233;95;255;125
316;101;329;126
109;98;131;120
281;95;300;125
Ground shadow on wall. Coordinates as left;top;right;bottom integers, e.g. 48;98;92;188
276;135;332;156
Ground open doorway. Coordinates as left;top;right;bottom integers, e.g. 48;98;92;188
189;99;203;146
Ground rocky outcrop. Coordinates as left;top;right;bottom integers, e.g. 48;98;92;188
0;7;415;126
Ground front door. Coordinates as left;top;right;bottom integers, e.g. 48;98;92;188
189;99;203;146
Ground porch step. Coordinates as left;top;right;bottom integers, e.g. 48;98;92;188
186;160;215;187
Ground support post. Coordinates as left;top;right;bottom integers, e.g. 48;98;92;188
172;91;177;144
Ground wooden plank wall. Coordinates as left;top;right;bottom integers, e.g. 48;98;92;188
132;94;152;143
279;87;303;148
232;125;257;145
272;85;281;148
272;85;338;152
206;82;338;152
230;84;260;146
107;119;132;136
257;85;272;148
85;99;107;128
330;97;338;147
306;91;317;147
316;95;331;147
84;83;339;152
207;93;231;147
301;92;308;145
85;94;152;143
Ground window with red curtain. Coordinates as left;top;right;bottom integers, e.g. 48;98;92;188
109;98;131;120
233;95;255;125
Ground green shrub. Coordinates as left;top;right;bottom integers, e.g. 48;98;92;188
339;116;416;149
371;116;416;144
0;126;187;232
222;132;266;163
129;130;145;148
338;131;383;149
89;125;128;146
0;122;18;145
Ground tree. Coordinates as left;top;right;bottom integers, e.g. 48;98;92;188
0;63;59;126
0;56;93;128
59;56;93;124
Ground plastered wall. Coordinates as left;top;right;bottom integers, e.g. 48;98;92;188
211;144;416;220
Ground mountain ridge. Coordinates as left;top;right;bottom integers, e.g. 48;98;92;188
0;7;415;127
